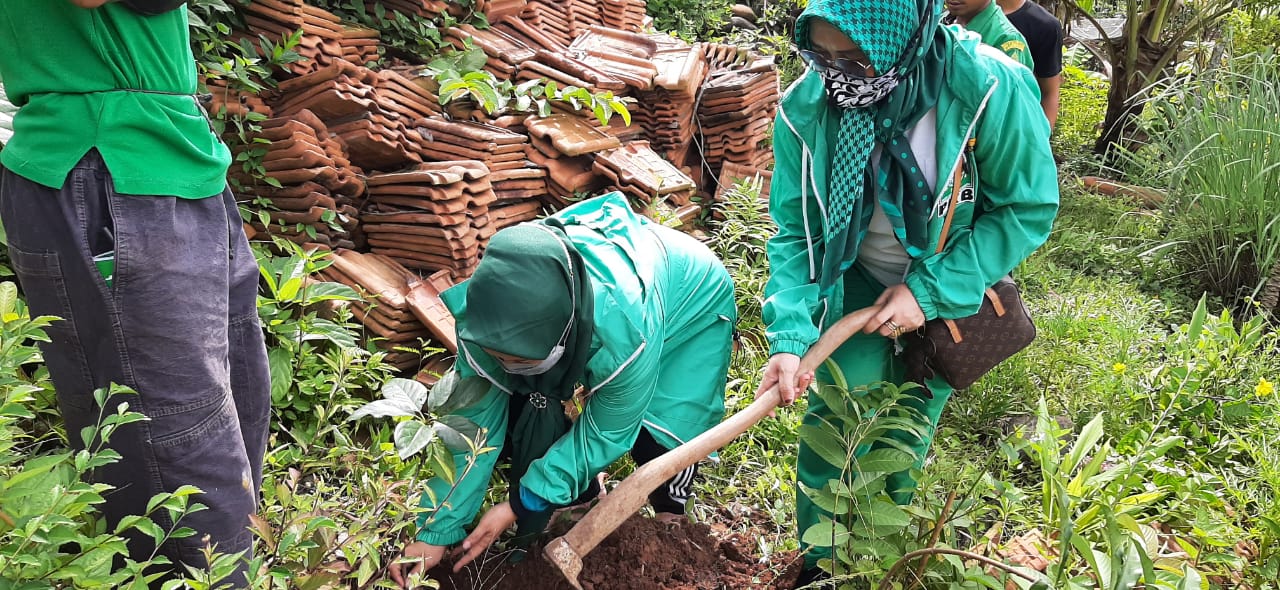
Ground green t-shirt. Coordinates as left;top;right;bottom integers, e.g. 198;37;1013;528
0;1;230;198
963;1;1035;71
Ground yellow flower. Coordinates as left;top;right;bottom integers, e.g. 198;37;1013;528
1112;362;1127;374
1256;378;1275;398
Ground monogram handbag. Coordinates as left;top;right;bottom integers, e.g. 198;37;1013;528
901;149;1036;391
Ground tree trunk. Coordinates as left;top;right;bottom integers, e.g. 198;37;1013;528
1092;32;1171;156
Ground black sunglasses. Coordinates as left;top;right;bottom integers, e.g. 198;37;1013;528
795;49;876;78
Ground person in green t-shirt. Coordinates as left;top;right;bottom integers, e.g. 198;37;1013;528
944;0;1036;71
0;1;269;585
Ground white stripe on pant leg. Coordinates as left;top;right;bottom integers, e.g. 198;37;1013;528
668;464;695;504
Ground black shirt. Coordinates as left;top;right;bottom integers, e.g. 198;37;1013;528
1006;1;1063;78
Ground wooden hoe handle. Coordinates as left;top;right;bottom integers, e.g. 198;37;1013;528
545;305;882;587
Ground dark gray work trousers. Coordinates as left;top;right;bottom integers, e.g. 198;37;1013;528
0;150;269;585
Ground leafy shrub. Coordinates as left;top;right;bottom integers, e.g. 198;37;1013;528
254;241;398;447
309;0;484;62
1225;9;1280;58
710;177;775;347
1052;65;1108;163
1123;53;1280;316
647;0;734;42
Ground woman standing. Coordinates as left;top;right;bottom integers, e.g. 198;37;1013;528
390;192;736;586
757;0;1058;584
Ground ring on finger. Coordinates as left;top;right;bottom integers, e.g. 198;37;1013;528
882;319;900;333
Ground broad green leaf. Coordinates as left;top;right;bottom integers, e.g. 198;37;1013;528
798;423;850;469
3;454;67;491
433;415;482;451
350;378;428;421
1174;564;1204;590
300;281;360;303
395;420;437;459
800;518;850;547
430;372;491;415
391;377;431;409
1185;295;1208;345
800;482;842;514
267;347;294;403
858;498;911;528
303;318;359;349
1064;412;1105;474
0;281;17;315
428;439;457;484
277;276;304;302
852;448;916;475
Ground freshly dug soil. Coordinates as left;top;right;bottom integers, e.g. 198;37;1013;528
427;512;803;590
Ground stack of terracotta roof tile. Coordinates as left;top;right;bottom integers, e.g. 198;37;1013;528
361;162;496;280
340;26;381;66
234;109;363;251
444;24;536;79
518;0;577;48
242;0;345;76
412;118;545;228
273;60;380;121
522;113;618;207
567;0;605;37
319;249;458;371
633;40;709;165
712;161;773;214
205;80;274;119
272;60;426;172
698;56;779;176
484;0;528;25
373;69;443;120
515;50;627;95
493;18;568;53
594;140;697;213
600;0;646;32
703;42;756;72
565;26;659;91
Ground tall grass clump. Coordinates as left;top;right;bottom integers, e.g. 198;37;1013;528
1124;52;1280;317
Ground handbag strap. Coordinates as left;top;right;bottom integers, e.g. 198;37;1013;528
934;137;977;255
936;138;995;344
935;155;963;255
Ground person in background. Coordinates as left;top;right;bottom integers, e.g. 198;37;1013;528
944;0;1036;71
0;0;270;585
389;192;737;587
761;0;1059;586
998;0;1064;127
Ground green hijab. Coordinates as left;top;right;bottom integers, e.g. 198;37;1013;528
796;0;948;291
460;219;595;483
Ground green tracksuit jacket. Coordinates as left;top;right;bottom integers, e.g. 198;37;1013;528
420;193;736;545
764;25;1058;359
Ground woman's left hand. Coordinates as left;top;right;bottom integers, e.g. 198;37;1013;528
450;502;517;571
865;284;925;339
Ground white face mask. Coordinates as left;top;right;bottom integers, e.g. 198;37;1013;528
500;343;567;375
498;304;574;376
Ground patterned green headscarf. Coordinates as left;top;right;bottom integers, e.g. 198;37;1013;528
796;0;947;291
459;220;595;483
